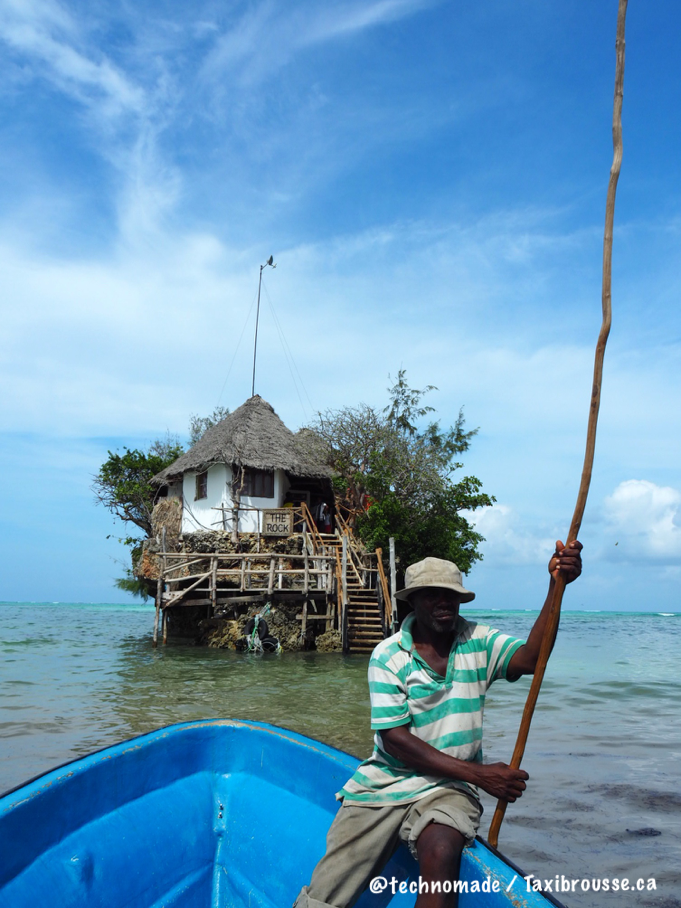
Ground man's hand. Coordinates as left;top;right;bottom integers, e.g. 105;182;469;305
472;763;529;802
380;726;530;798
548;539;582;583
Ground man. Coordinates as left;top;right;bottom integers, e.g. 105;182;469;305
294;539;583;908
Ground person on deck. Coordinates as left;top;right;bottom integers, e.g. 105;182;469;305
294;540;583;908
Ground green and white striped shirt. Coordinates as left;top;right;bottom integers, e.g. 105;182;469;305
338;613;524;805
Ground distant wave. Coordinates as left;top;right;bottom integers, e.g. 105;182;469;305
658;612;676;617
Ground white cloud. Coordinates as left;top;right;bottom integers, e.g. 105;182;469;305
202;0;435;87
303;0;435;44
1;205;680;464
0;0;183;238
466;504;557;566
603;480;681;562
0;0;145;117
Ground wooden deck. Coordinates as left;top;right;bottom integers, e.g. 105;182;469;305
153;503;396;653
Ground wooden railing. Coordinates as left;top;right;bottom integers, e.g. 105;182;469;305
159;551;334;607
299;500;326;553
207;503;312;538
334;521;367;587
334;508;347;532
375;547;392;634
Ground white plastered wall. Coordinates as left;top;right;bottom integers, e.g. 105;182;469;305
181;464;229;533
181;466;290;534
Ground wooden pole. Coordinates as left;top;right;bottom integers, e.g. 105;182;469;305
231;499;239;545
210;555;218;615
341;536;349;652
153;572;162;648
488;0;627;849
341;536;348;608
159;527;168;645
389;537;397;633
267;557;276;596
153;531;162;648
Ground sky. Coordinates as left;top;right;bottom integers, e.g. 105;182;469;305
0;0;679;611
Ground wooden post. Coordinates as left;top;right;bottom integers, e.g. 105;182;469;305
377;575;384;635
240;557;246;592
326;557;333;629
210;556;218;615
153;572;162;648
159;527;168;645
231;503;239;544
278;557;283;590
304;548;309;595
341;536;349;652
389;537;397;633
267;557;275;596
341;536;348;607
301;598;308;638
488;0;628;849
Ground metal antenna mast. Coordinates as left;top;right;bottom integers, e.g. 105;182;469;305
251;255;276;397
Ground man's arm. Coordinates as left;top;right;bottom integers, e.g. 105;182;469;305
381;725;529;802
506;539;583;678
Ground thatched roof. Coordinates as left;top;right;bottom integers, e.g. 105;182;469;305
153;396;332;484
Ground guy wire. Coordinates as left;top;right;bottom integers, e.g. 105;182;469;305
216;285;259;407
261;279;315;417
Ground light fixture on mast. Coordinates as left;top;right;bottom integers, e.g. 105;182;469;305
251;255;276;397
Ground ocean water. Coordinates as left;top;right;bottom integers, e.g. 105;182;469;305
0;602;679;908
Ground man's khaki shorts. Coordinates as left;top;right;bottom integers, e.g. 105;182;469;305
294;786;482;908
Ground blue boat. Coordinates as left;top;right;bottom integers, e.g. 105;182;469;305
0;720;562;908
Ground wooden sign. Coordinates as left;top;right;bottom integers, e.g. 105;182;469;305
262;509;293;536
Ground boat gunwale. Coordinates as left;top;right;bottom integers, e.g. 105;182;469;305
0;718;357;801
0;719;567;908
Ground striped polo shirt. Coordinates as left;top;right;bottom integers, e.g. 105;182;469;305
338;612;524;805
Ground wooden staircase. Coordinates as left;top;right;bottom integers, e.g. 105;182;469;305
345;580;387;654
300;504;393;655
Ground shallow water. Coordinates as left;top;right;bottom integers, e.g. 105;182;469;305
1;603;679;907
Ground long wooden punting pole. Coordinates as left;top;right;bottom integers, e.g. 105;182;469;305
488;0;628;849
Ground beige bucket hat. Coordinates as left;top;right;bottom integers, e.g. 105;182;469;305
394;557;475;603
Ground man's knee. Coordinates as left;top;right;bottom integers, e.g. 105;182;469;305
416;823;466;876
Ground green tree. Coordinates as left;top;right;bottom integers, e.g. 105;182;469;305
309;371;494;575
188;406;230;445
93;435;184;598
93;436;184;540
94;406;230;598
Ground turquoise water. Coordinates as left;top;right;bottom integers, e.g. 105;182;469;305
1;603;679;908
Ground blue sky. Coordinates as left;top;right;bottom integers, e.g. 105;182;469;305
1;0;679;610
